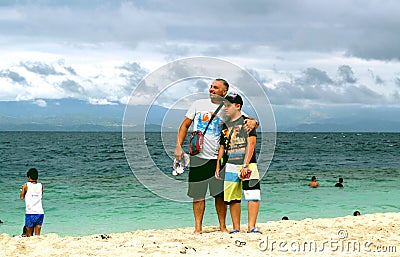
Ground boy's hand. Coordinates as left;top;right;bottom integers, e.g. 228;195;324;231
240;168;252;179
20;183;27;199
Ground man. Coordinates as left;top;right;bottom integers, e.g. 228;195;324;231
174;78;257;234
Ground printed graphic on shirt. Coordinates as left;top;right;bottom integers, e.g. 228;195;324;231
29;184;42;198
221;124;247;163
195;112;222;137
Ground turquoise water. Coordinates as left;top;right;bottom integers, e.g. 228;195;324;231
0;132;399;236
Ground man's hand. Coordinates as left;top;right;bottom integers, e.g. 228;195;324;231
243;119;258;133
175;117;193;161
174;146;184;161
215;169;223;180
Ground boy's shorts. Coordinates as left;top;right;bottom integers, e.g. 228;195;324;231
243;179;261;201
187;157;223;199
25;214;44;228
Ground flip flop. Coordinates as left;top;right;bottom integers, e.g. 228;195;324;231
229;229;240;234
172;154;190;176
234;240;246;247
248;228;262;234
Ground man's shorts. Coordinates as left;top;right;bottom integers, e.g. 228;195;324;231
25;214;44;228
243;179;261;201
187;157;223;199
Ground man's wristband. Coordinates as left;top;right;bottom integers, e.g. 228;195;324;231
243;164;249;168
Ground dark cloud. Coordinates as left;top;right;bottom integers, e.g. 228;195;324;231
246;68;272;85
202;44;251;57
118;62;148;94
375;75;384;85
395;77;400;87
157;44;192;62
58;79;85;95
342;85;384;104
0;1;163;44
0;69;26;83
57;60;77;76
296;68;334;86
265;65;385;106
337;65;357;84
20;61;64;76
1;1;398;60
367;69;385;85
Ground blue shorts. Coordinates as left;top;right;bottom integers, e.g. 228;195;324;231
25;214;44;228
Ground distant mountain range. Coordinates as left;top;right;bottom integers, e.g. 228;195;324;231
1;99;400;132
0;99;185;132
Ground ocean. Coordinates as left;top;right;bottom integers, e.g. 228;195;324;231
0;132;399;237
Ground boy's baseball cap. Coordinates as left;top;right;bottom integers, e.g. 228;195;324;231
225;92;243;106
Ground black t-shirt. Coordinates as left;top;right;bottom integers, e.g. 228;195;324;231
219;116;257;165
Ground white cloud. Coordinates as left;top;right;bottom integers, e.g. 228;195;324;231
33;99;47;107
88;98;117;105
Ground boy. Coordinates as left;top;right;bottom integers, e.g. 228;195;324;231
215;93;261;233
20;168;44;237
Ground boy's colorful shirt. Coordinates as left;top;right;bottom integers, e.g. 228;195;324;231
220;116;257;165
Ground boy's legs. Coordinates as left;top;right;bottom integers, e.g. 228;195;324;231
243;179;261;231
229;201;241;231
25;214;34;237
247;200;260;231
25;226;34;237
34;225;42;236
25;214;44;237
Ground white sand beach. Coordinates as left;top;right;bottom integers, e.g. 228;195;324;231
1;212;399;257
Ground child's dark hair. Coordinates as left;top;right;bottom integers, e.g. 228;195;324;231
27;168;39;180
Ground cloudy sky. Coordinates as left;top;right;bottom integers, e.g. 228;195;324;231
0;0;399;128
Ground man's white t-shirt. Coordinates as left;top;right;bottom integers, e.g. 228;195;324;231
185;99;224;160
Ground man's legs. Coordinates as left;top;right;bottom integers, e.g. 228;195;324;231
193;198;205;234
215;197;227;232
